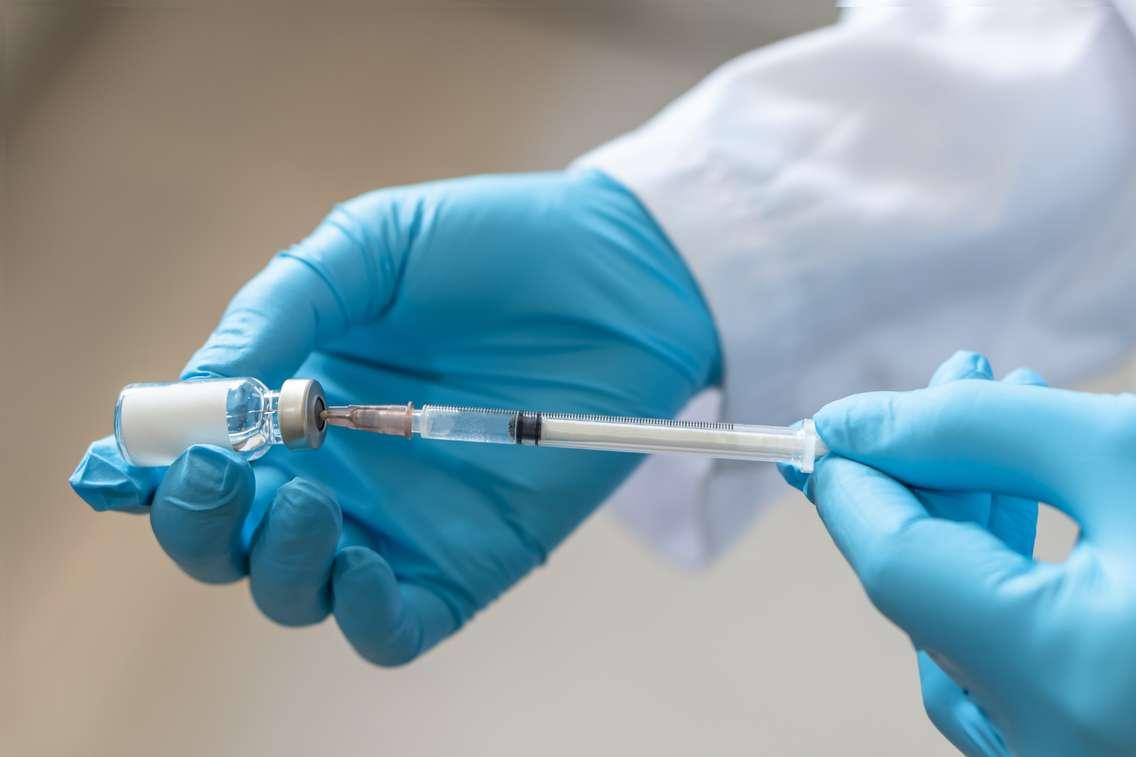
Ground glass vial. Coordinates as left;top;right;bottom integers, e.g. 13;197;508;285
114;377;327;467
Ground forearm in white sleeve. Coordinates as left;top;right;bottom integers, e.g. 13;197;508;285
581;1;1136;567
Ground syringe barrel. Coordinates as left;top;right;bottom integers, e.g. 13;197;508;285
537;415;824;472
417;406;518;445
415;405;826;472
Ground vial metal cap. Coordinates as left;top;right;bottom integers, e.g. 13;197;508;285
278;379;327;451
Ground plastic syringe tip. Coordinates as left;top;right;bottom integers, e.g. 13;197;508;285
320;406;360;428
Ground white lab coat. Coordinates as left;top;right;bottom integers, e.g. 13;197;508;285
578;1;1136;567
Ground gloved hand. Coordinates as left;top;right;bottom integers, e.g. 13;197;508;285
70;169;720;665
780;351;1045;755
791;351;1136;756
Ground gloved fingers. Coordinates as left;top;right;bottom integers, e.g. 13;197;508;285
928;349;993;386
921;351;993;522
781;351;998;500
69;436;160;513
917;363;1044;554
884;356;1010;757
782;353;1037;522
181;198;407;387
917;652;1010;757
984;366;1048;558
811;455;1033;661
916;489;991;526
331;545;458;667
814;379;1126;526
248;478;342;626
987;494;1038;559
1000;366;1047;388
918;365;1046;550
777;461;809;492
150;445;255;584
923;357;1046;550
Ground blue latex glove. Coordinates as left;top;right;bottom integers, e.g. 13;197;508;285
780;351;1045;755
70;169;720;665
790;351;1136;756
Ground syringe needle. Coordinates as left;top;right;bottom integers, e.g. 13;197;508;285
321;403;414;438
320;406;361;429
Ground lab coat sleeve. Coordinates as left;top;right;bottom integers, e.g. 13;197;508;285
577;1;1136;568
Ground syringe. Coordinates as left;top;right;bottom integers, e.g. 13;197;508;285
321;403;828;472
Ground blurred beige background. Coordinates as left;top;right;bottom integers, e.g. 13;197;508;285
5;2;1133;756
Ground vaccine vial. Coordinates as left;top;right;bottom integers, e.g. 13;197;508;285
114;377;327;467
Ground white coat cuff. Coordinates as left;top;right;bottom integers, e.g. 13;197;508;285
576;4;1136;567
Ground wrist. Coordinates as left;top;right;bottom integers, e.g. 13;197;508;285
567;167;723;388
